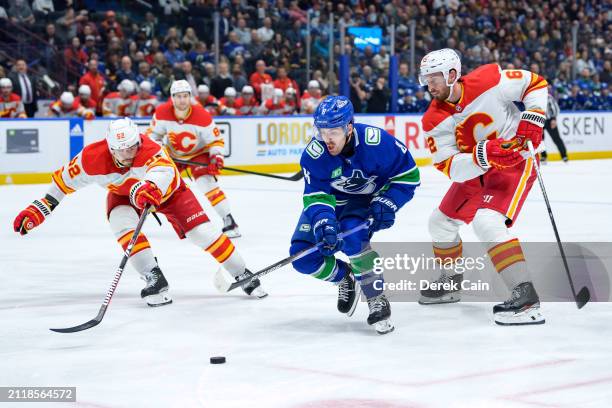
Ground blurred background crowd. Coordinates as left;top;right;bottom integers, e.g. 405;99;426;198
0;0;610;119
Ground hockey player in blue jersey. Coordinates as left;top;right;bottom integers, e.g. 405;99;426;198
289;95;420;334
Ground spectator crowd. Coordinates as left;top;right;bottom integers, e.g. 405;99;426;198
0;0;609;119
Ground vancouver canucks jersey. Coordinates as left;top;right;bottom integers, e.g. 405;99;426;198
301;123;420;221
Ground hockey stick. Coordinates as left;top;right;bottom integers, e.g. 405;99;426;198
50;206;152;333
214;219;373;293
526;141;590;309
173;158;304;181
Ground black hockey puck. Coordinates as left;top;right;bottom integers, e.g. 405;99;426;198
210;356;226;364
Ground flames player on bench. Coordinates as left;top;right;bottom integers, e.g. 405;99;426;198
419;49;548;325
149;80;241;237
13;118;267;306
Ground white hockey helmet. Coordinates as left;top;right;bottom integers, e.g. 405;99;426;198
224;87;237;97
0;77;12;88
78;84;91;95
308;80;320;89
285;87;296;95
241;85;254;94
106;117;140;150
197;84;210;94
118;79;135;93
139;80;152;92
274;88;284;97
171;79;192;96
60;91;74;105
418;48;462;87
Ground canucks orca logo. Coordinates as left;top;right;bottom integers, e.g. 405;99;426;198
331;169;377;194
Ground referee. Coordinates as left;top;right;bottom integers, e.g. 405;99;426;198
542;85;568;163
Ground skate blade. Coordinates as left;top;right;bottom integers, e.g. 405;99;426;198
418;292;461;305
249;286;268;299
494;306;545;326
346;284;361;318
144;292;173;307
223;228;241;238
373;319;395;335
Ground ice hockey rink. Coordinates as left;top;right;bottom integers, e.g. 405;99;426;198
2;159;612;408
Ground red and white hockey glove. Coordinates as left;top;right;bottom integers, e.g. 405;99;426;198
208;154;224;175
473;138;524;170
515;110;546;149
13;195;59;235
129;181;163;209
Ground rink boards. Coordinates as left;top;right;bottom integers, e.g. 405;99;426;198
0;111;610;185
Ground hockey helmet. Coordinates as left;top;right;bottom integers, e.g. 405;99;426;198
106;117;140;150
418;48;462;87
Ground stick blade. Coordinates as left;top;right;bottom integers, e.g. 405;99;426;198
50;318;101;333
575;287;590;309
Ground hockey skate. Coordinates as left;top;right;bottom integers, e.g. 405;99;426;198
367;294;394;335
494;281;545;326
418;272;463;305
337;272;360;317
236;269;268;299
141;267;172;307
222;214;241;238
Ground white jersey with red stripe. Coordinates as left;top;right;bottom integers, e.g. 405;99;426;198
422;64;548;183
131;95;159;117
102;92;136;117
0;93;26;118
48;134;182;205
148;101;223;159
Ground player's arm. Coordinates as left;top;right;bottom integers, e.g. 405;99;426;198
146;113;166;142
102;98;114;117
130;150;182;209
368;132;420;232
16;101;27;118
198;116;225;175
499;69;548;147
13;153;92;235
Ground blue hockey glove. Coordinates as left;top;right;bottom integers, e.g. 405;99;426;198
313;217;344;256
369;196;398;233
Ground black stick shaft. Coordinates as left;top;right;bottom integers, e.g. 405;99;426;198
173;158;303;181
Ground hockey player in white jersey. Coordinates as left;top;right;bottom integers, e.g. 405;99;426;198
418;49;548;325
148;80;241;237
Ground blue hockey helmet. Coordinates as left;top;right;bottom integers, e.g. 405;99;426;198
313;96;354;140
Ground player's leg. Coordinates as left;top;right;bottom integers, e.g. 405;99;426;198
476;159;544;325
192;164;240;237
107;193;171;307
160;185;266;298
547;119;568;162
340;201;393;334
289;212;353;309
421;180;481;305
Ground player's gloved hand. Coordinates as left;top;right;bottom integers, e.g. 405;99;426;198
473;138;524;170
130;181;163;209
208;154;224;175
369;196;398;233
313;216;343;256
13;196;58;236
514;110;546;149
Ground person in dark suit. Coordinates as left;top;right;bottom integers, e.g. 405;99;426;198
9;59;38;118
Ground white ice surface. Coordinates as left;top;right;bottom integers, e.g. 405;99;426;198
1;160;612;408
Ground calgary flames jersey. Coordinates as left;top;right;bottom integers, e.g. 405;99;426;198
0;93;26;118
102;92;136;117
48;134;182;205
422;64;548;182
148;101;224;159
131;95;159;117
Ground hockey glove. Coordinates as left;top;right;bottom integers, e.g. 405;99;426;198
473;138;524;170
313;216;344;257
369;196;398;233
130;181;163;209
13;195;59;235
208;154;224;175
515;111;546;149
